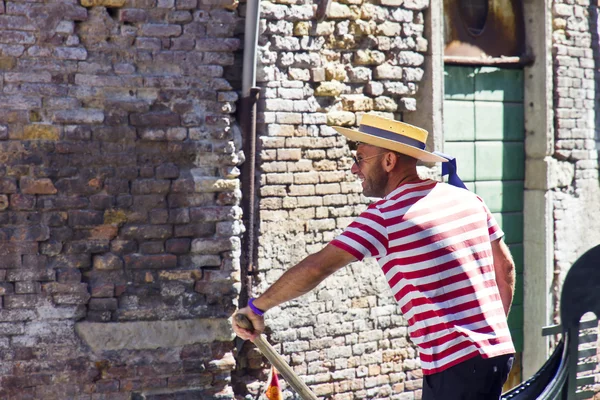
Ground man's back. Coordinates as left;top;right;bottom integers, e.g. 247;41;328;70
331;179;515;374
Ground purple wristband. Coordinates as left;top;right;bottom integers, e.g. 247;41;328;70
248;298;265;316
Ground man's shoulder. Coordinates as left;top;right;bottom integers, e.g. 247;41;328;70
378;179;441;206
380;180;486;214
365;180;438;218
436;181;483;200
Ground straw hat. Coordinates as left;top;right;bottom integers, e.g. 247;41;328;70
333;114;447;163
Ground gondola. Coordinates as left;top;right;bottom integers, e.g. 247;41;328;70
501;336;567;399
501;244;600;400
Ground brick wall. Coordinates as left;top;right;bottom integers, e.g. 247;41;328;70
551;0;600;316
243;0;431;398
0;0;241;398
551;1;600;396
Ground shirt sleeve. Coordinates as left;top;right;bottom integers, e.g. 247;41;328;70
474;194;505;241
330;204;389;261
485;203;504;242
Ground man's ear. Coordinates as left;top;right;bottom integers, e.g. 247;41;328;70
383;151;397;172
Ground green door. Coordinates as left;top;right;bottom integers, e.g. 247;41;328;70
443;65;525;373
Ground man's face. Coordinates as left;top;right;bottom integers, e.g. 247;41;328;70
351;144;389;198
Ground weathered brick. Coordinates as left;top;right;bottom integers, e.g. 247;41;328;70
139;128;166;141
0;321;24;336
124;254;178;269
110;240;137;254
68;210;104;227
2;374;52;389
89;298;118;311
53;142;100;156
0;94;40;110
167;127;187;141
168;208;190;224
0;56;16;70
40;241;62;256
48;227;72;243
39;195;89;210
121;225;172;240
157;0;176;7
10;194;35;210
174;223;214;238
104;178;129;195
93;253;123;271
130;112;180;127
20;177;57;195
86;225;119;241
168;10;193;23
64;240;110;254
53;109;104;124
4;294;48;308
90;281;115;298
135;37;161;50
54;47;88;61
168;373;212;388
148;209;168;224
189;206;240;222
118;8;148;22
11;225;50;241
93;126;136;143
190;237;237;254
159;270;197;283
165;238;191;254
42;282;88;295
56;268;82;283
50;254;91;269
139;241;164;254
0;178;17;193
131;179;171;194
176;0;197;9
53;292;91;305
139;24;183;37
22;124;61;141
156;163;180;179
87;310;112;322
90;195;116;210
0;283;14;295
81;0;126;6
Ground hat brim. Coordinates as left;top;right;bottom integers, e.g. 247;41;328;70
333;126;448;163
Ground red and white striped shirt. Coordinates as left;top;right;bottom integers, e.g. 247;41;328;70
331;179;515;375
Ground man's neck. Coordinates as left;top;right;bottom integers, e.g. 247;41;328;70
384;170;421;196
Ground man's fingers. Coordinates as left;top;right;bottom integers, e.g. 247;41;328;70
232;310;262;341
233;327;256;341
234;312;256;332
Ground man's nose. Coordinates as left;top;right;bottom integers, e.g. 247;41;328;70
350;162;359;174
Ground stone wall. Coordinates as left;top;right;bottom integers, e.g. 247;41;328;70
551;0;600;318
0;0;242;398
551;1;600;395
244;0;431;398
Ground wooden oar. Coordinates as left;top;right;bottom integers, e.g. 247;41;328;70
234;313;318;400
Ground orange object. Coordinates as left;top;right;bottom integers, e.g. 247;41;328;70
265;366;283;400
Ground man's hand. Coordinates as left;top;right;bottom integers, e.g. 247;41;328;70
232;306;265;341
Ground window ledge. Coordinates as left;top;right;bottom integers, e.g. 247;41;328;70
444;54;534;67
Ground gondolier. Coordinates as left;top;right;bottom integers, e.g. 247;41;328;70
233;114;516;400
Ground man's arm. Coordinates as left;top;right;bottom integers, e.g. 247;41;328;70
491;238;516;316
232;243;357;340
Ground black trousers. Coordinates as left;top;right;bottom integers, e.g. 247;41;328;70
422;354;514;400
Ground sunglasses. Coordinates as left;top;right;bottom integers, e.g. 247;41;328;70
352;152;385;167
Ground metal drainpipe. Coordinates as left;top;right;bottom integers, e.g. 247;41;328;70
239;0;261;309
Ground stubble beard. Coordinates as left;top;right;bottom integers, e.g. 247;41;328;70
362;164;388;198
